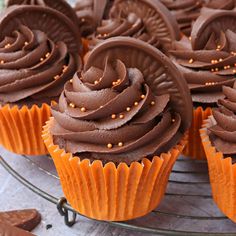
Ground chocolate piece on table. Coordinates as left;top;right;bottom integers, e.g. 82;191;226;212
109;0;180;51
6;0;79;27
0;209;41;231
0;5;81;55
0;222;35;236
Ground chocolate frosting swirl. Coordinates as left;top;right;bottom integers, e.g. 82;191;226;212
51;57;182;164
161;0;205;36
89;12;160;49
0;25;77;106
170;29;236;104
208;82;236;155
74;0;109;36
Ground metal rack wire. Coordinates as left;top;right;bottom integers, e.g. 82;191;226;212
1;154;236;236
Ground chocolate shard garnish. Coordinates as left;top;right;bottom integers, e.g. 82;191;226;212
0;209;41;231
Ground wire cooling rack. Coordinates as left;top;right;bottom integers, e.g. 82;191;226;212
1;153;236;236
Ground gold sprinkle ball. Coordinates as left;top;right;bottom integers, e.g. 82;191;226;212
69;103;75;108
189;58;194;64
80;107;86;112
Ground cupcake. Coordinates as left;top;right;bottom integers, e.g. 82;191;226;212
200;82;236;222
42;37;192;221
170;8;236;159
86;0;180;53
0;5;81;155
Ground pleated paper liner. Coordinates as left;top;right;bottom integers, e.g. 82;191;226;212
42;117;187;221
183;107;212;160
200;118;236;223
0;103;51;155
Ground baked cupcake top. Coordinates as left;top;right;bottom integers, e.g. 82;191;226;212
208;82;236;155
88;0;180;52
0;25;77;107
170;9;236;104
50;37;192;164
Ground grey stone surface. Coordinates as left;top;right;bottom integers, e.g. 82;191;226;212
0;147;156;236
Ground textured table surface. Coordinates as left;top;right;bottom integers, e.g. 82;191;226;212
0;147;157;236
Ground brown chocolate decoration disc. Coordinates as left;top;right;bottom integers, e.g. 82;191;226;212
85;37;192;132
0;209;41;231
7;0;79;27
191;9;236;50
0;222;35;236
0;5;81;55
109;0;180;50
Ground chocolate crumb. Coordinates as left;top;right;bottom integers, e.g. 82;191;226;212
46;224;52;230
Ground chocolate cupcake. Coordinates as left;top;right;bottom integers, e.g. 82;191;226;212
206;83;236;155
200;82;236;222
0;6;81;155
87;0;180;53
170;8;236;159
171;9;236;105
43;37;191;221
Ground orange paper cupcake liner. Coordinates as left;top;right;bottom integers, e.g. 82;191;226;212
0;104;51;155
200;118;236;223
183;107;212;160
42;117;187;221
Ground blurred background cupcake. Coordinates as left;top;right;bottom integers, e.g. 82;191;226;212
201;81;236;222
76;0;181;61
170;8;236;159
0;4;82;155
161;0;236;36
43;37;192;221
